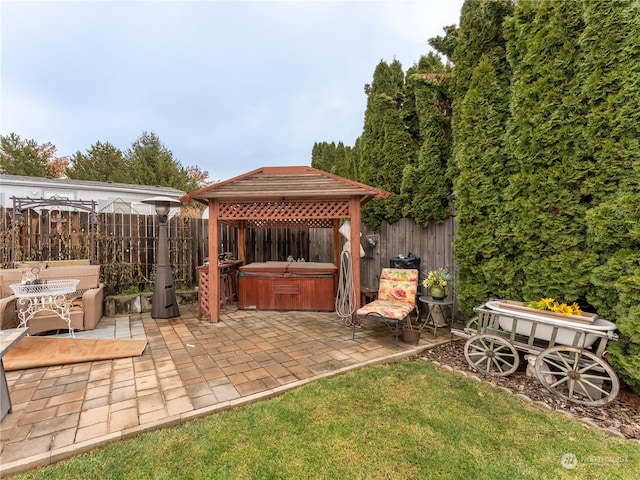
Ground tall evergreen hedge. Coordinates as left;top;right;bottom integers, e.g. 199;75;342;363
401;55;452;227
581;0;640;392
504;0;595;302
453;59;513;315
310;0;640;392
450;0;513;314
359;60;415;227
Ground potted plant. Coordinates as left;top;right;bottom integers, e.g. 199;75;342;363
422;268;453;300
401;314;422;344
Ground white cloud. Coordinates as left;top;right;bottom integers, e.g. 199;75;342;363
1;0;464;182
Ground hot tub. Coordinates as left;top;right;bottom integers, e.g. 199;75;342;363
238;261;337;311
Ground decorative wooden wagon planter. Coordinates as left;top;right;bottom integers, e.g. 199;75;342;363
451;300;620;407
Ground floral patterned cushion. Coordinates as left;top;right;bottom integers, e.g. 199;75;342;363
356;299;415;321
356;268;418;322
376;268;418;305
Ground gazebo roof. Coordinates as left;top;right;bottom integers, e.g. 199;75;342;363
180;166;389;204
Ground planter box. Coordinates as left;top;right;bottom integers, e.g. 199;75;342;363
105;293;152;316
495;300;597;325
484;300;616;348
105;290;196;316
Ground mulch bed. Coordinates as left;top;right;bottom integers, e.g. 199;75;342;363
419;338;640;441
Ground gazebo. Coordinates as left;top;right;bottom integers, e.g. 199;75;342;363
180;166;389;323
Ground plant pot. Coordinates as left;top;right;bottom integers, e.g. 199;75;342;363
430;284;446;300
402;325;421;345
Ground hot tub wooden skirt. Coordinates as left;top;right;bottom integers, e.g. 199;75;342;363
238;262;337;311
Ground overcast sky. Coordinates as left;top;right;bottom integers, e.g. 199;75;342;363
2;0;464;184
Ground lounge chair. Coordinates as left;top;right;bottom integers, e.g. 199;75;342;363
353;268;419;348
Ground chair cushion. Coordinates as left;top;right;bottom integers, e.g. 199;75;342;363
356;299;414;321
376;268;418;305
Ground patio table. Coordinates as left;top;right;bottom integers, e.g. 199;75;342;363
419;295;454;336
10;279;79;337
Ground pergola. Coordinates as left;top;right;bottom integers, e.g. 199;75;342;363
10;196;98;264
180;166;389;323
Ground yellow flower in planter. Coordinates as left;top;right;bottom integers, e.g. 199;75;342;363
422;268;453;300
524;297;583;316
541;297;556;309
422;268;453;289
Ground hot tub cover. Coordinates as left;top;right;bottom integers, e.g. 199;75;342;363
239;262;337;276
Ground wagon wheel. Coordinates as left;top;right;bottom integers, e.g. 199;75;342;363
535;346;620;407
464;316;480;333
464;334;520;377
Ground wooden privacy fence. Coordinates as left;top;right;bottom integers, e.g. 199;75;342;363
1;207;454;295
360;217;455;292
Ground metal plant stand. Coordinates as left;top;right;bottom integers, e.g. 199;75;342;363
10;280;79;337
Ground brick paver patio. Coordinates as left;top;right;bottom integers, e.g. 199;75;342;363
0;304;451;476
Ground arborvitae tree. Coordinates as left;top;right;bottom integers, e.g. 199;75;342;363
580;0;640;202
126;131;196;192
400;55;445;147
401;54;452;226
0;133;55;177
66;141;128;183
580;0;640;393
588;193;640;394
311;141;356;180
504;0;594;302
311;142;336;173
452;0;513;101
583;0;640;315
352;136;363;181
503;0;539;177
428;25;458;62
449;0;513;181
453;59;513;315
358;60;415;228
445;0;513;313
333;142;357;181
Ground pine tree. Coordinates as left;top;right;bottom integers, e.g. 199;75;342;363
126;131;196;192
66;141;128;182
1;133;52;177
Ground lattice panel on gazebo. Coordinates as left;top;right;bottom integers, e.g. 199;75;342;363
197;266;210;320
218;200;350;221
246;218;334;229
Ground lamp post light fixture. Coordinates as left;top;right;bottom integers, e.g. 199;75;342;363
142;196;181;319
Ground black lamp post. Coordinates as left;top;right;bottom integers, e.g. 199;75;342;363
142;196;181;319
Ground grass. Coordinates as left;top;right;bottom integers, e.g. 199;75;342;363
13;361;640;480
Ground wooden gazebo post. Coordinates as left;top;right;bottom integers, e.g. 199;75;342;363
349;195;362;311
208;200;220;324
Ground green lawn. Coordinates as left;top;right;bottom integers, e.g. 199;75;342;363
14;361;639;480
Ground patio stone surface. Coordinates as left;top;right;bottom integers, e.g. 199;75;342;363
0;304;452;476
